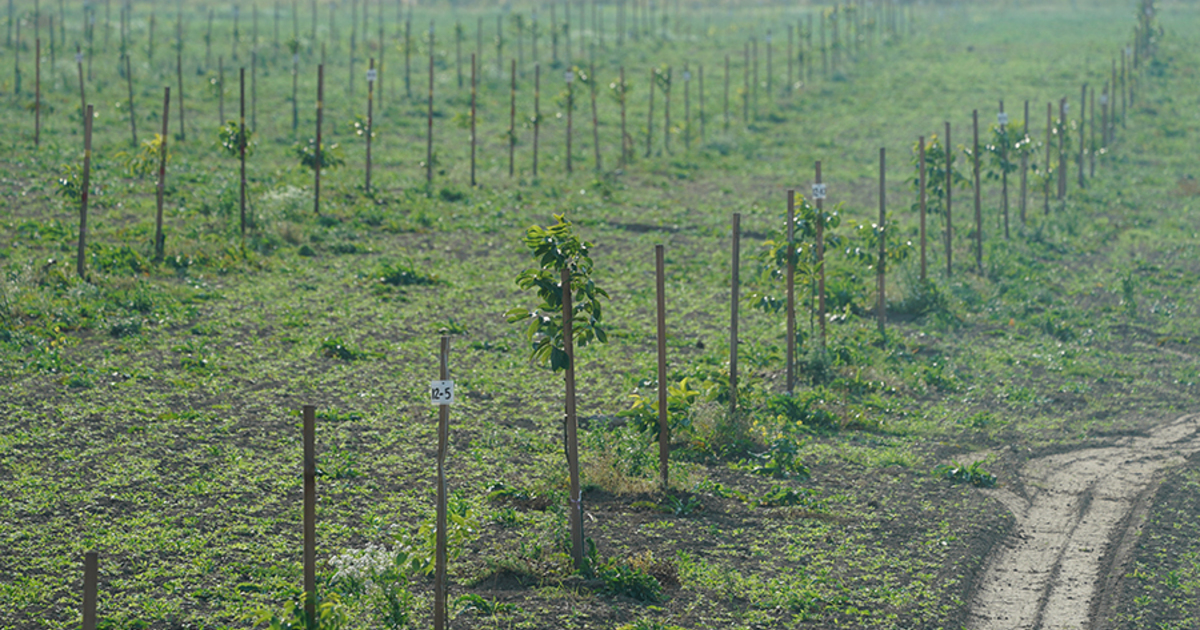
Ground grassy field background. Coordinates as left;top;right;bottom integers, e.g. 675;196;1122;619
2;0;1198;628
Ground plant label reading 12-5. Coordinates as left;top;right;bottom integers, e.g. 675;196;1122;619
811;183;827;200
366;69;377;82
430;380;455;405
565;71;575;83
998;112;1009;126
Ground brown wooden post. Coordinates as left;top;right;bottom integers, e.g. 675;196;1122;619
730;212;740;414
785;188;796;393
561;267;584;571
663;66;671;153
509;59;516;177
999;101;1009;239
34;38;40;147
877;147;886;338
426;23;434;184
566;68;574;172
1120;50;1126;129
251;50;258;131
125;53;136;146
366;58;375;190
815;162;826;348
698;64;704;143
1078;83;1087;189
1057;98;1066;201
590;61;601;170
455;21;462;88
723;54;730;131
1020;100;1028;225
82;552;98;630
683;64;690;150
972;110;982;274
617;66;626;166
155;88;170;262
239;68;247;246
787;24;793;93
1089;84;1095;177
533;62;540;175
302;404;316;630
314;64;323;214
471;54;477;185
77;104;93;279
645;67;654;157
742;42;748;123
76;44;86;123
918;136;926;282
655;244;669;489
944;121;952;278
433;337;450;630
1044;102;1052;215
218;56;225;124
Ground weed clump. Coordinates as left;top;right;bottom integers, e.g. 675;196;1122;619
933;460;997;487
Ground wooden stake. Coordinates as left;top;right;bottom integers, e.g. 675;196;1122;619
433;337;450;630
742;42;748;123
470;54;477;185
239;68;247;246
314;64;323;214
302;404;316;630
426;23;434;185
785;188;796;393
730;212;740;414
972;109;981;274
698;64;704;143
125;53;136;146
618;66;626;167
405;18;411;98
76;44;86;124
683;64;690;150
533;62;539;176
655;244;669;489
1057;98;1066;201
1090;84;1096;177
251;50;258;131
918;136;926;282
34;38;40;147
787;24;793;93
366;58;374;190
566;68;574;172
1020;100;1028;225
82;552;98;630
509;59;516;177
645;67;654;157
456;21;462;88
590;61;601;171
1078;83;1086;189
663;66;671;153
877;147;886;338
944;121;952;278
1044;102;1052;215
815;162;826;348
561;267;584;571
155;87;169;262
999;101;1009;239
751;37;758;119
723;54;729;131
77;101;93;274
176;41;185;141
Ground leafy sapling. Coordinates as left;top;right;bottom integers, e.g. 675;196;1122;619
505;214;609;370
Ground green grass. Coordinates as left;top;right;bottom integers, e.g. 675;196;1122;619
1;0;1196;628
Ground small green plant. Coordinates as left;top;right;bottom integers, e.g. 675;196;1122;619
454;593;518;616
55;164;84;202
660;493;703;516
217;121;254;158
505;214;609;371
596;558;663;602
757;485;821;508
374;261;439;287
114;133;168;179
320;337;360;361
294;138;346;171
933;460;997;487
743;437;811;480
620;377;713;437
257;592;349;630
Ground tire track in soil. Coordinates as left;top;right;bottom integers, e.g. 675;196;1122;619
967;413;1200;630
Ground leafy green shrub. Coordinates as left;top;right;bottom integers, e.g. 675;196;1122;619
294;138;346;171
257;592;349;630
743;437;811;480
108;317;142;338
90;245;151;275
933;460;997;487
757;485;822;508
374;261;439;287
764;390;839;432
597;558;663;602
320;337;360;361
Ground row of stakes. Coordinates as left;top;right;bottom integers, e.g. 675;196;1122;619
64;3;1155;628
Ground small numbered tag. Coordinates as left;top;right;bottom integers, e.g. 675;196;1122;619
565;70;575;83
682;70;691;81
997;112;1009;126
293;53;300;64
1100;94;1109;105
430;380;455;404
765;34;773;43
75;52;84;63
1064;103;1070;113
366;68;377;81
811;183;827;200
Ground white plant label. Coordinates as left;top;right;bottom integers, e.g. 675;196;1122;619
565;70;575;83
1064;103;1070;113
1100;94;1109;105
811;183;827;200
682;71;691;81
765;35;772;43
430;380;455;404
366;69;377;81
293;53;300;64
76;52;84;63
997;112;1009;126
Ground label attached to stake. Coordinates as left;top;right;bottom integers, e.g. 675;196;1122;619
564;70;575;83
1100;94;1109;105
293;53;300;64
366;68;377;81
682;71;691;81
811;183;827;200
997;112;1009;126
430;380;455;404
76;52;84;63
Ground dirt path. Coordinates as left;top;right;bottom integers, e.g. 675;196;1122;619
967;414;1200;630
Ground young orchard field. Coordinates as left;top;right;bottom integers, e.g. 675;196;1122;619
1;1;1198;629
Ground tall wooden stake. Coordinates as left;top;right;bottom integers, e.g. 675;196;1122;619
785;188;796;393
1089;84;1096;177
314;64;323;214
1078;83;1087;189
433;337;450;630
815;162;826;348
944;121;952;277
302;404;316;630
723;54;729;131
655;244;669;489
566;69;574;172
177;43;185;141
155;87;170;262
972;109;981;274
125;53;136;146
82;552;98;630
471;54;477;185
877;147;886;338
645;67;653;157
426;23;434;184
239;68;247;245
1057;98;1066;201
730;212;740;414
34;38;40;147
1020;100;1028;225
663;66;671;153
533;62;539;176
918;136;927;281
76;44;86;123
509;59;516;177
698;64;704;143
999;101;1009;239
366;58;374;190
590;61;601;171
618;66;626;166
77;105;93;279
561;267;584;571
